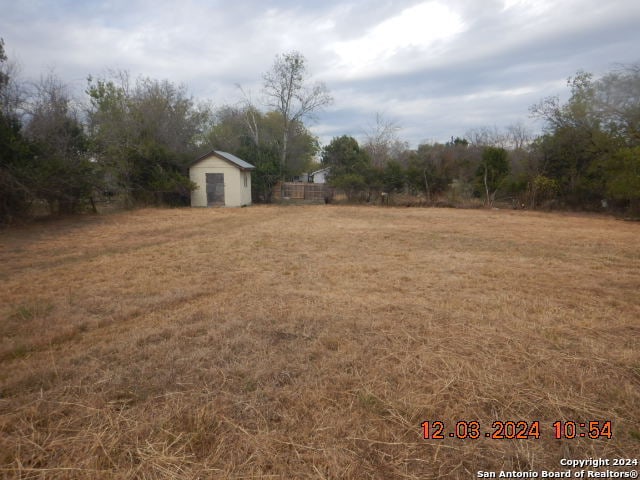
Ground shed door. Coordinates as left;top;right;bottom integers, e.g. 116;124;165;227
206;173;225;206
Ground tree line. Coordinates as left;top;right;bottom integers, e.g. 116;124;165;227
0;44;328;223
1;35;638;224
323;67;640;214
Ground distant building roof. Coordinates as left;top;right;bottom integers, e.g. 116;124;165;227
311;167;330;175
191;150;255;170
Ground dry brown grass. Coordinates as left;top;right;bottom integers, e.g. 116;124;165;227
1;205;639;479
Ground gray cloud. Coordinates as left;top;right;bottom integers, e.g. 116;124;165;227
1;0;639;147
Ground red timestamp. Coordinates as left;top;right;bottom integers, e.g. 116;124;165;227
422;421;541;440
552;420;612;439
421;420;613;440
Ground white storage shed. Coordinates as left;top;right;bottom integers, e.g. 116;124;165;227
189;151;255;207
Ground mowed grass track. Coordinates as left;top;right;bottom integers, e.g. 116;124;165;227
0;206;639;479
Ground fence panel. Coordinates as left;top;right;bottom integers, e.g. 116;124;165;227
280;182;334;202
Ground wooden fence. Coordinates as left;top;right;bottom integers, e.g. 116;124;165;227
275;182;334;202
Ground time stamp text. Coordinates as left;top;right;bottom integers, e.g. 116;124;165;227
421;420;613;440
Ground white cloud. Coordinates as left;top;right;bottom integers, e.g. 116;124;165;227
329;2;466;78
1;0;640;147
502;0;554;14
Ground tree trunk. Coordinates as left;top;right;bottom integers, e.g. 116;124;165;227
423;169;431;204
483;165;491;207
281;127;288;173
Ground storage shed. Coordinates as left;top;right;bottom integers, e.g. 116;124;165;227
189;151;255;207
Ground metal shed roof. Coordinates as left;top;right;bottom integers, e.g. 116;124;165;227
191;150;256;170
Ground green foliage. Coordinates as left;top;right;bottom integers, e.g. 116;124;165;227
0;114;36;222
237;140;281;203
405;143;463;200
2;49;97;219
262;51;332;170
382;160;405;193
330;173;368;201
531;175;560;207
531;65;640;211
260;111;319;176
501;171;528;200
322;136;373;200
22;74;99;214
322;135;370;178
362;165;384;193
133;147;195;205
33;150;97;214
532;175;559;194
447;136;469;147
475;146;509;205
203;105;318;201
604;147;640;212
87;73;208;205
404;155;427;195
3;36;639;218
530;73;604;204
0;38;36;223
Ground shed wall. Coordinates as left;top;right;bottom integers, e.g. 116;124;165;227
189;156;252;207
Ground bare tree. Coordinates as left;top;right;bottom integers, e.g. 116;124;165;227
465;126;507;148
236;84;262;146
594;63;640;146
506;121;532;150
25;72;80;154
0;40;24;120
262;51;332;172
362;112;402;167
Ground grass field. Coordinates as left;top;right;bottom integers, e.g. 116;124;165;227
1;205;639;479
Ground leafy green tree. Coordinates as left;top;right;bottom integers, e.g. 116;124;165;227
87;73;207;205
204;105;318;201
0;111;35;223
406;143;449;201
205;105;249;153
476;146;509;206
86;74;133;199
330;173;368;201
322;135;371;201
405;141;475;202
259;110;319;176
0;38;37;223
381;160;405;193
530;174;560;208
22;74;98;214
406;152;434;200
603;146;640;213
236;140;281;203
530;71;620;207
446;136;469;147
322;135;369;176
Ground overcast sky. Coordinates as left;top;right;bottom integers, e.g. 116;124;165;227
2;0;639;147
